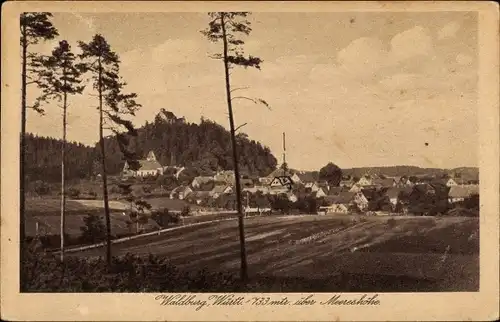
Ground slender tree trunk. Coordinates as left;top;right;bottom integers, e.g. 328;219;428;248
98;57;112;267
221;14;248;282
60;68;67;262
20;25;27;290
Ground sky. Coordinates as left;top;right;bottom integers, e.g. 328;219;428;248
26;11;478;170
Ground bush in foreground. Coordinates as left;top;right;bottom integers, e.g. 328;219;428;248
22;250;241;292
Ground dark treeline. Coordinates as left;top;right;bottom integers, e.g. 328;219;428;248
25;109;278;183
342;166;446;179
25;133;96;182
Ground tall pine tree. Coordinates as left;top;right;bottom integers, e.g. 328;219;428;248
20;12;58;289
202;12;269;282
36;40;85;261
78;34;141;267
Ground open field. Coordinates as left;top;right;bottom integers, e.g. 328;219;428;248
25;197;197;215
72;214;479;292
25;198;158;239
25;197;228;239
26;212;160;238
143;197;200;212
25;198;129;216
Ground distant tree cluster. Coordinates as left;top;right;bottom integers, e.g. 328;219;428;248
319;162;342;186
396;184;450;216
80;214;107;244
266;194;323;215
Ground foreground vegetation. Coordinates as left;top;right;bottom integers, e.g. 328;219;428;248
22;215;479;292
22;244;239;292
21;241;469;293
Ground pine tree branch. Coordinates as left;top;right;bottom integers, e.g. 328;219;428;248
234;122;248;132
231;96;257;103
230;86;249;93
232;96;271;110
27;103;45;115
208;53;223;60
89;59;98;69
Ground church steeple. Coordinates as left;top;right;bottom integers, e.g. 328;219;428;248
281;132;288;176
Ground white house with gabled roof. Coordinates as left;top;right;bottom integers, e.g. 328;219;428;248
123;151;163;177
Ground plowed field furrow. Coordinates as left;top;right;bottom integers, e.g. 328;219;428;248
71;215;479;289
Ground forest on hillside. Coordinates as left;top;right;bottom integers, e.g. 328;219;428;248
98;109;278;176
24;109;278;183
24;133;96;182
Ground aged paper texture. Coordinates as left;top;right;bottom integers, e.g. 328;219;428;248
1;1;499;321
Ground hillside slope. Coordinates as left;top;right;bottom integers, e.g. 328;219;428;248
99;109;278;176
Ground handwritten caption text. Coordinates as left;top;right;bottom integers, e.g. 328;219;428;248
155;294;381;311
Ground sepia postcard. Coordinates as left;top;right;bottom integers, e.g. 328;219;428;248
1;1;499;321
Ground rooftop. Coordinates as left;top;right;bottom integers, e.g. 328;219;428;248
448;185;479;198
137;159;162;171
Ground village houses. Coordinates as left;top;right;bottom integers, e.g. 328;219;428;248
319;191;369;214
155;150;479;216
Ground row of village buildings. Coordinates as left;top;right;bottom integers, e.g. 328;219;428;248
123;151;480;214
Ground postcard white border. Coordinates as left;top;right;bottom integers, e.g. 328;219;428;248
1;1;499;321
